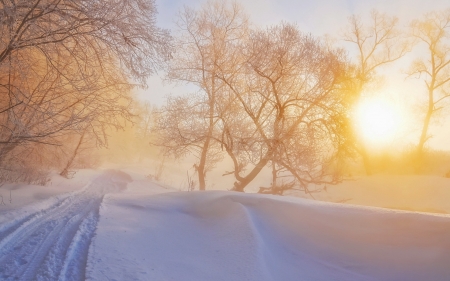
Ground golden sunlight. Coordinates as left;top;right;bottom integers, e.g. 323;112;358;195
354;97;403;146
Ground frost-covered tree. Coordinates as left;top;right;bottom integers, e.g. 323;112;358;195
342;10;410;175
217;23;351;193
0;0;170;181
409;9;450;172
154;1;247;190
155;4;351;194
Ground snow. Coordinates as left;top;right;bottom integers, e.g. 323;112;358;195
1;169;450;280
289;175;450;214
0;170;131;280
0;169;99;215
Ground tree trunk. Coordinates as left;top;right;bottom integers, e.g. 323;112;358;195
416;88;434;173
197;70;216;191
360;146;372;176
60;130;86;178
271;161;277;188
232;155;271;192
197;137;210;191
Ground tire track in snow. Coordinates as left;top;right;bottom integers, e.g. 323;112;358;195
0;194;75;245
0;170;131;281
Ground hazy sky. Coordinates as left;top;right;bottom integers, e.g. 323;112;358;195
154;0;450;31
140;0;450;151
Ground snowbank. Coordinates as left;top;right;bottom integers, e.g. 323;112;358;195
88;188;450;281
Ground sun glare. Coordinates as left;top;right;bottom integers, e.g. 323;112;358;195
354;97;403;146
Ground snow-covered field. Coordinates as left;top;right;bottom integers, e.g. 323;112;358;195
0;169;449;281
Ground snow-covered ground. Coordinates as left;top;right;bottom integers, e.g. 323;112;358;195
0;169;449;280
289;175;450;214
0;170;132;280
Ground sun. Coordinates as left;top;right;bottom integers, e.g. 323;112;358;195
354;97;403;146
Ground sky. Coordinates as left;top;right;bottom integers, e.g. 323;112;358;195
138;0;450;151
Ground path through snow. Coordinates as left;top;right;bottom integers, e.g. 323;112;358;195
0;170;131;281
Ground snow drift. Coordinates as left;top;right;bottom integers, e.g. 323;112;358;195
89;189;450;281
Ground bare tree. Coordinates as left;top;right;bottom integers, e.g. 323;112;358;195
155;5;351;194
137;102;156;141
0;48;134;176
0;0;169;81
342;10;410;175
155;1;248;190
217;23;351;193
0;0;170;180
409;9;450;172
153;94;225;190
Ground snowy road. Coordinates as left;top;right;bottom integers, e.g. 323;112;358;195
0;170;131;281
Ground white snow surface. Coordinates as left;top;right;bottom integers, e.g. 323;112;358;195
1;169;449;281
0;170;132;280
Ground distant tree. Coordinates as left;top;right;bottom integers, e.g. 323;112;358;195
137;102;156;141
409;9;450;172
59;129;89;178
217;23;351;193
343;10;410;175
154;1;248;190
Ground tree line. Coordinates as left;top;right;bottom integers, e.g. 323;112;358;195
153;1;450;194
